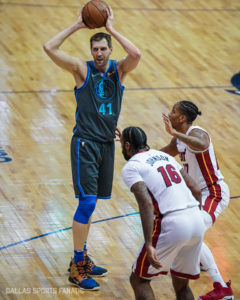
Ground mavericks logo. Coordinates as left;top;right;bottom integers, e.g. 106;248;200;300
95;78;115;102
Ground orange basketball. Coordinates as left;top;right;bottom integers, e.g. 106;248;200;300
82;0;108;29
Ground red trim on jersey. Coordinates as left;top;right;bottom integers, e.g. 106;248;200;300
137;149;149;154
148;189;162;218
195;150;219;186
134;217;162;278
170;269;200;280
141;271;168;279
203;183;222;223
134;244;147;276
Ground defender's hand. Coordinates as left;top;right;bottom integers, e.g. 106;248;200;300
115;127;122;142
162;113;177;137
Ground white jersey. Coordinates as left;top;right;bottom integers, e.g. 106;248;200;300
176;126;224;190
122;149;199;216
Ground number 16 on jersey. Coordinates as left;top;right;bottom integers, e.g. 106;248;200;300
158;164;182;187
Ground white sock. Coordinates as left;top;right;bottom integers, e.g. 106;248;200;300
200;242;227;288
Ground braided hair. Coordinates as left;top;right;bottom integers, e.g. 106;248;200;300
177;100;202;123
122;126;150;154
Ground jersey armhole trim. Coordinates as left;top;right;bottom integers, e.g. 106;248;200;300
114;60;125;91
187;146;209;154
74;63;90;93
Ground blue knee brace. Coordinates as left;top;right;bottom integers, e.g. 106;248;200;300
73;196;97;224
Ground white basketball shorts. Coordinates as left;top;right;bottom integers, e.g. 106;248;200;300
132;206;205;280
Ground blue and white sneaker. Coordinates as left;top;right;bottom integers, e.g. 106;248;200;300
85;254;108;277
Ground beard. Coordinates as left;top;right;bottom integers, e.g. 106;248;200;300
122;149;131;161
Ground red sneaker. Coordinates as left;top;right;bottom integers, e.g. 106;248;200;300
199;281;234;300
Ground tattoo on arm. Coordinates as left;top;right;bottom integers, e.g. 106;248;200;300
131;182;154;245
176;129;209;151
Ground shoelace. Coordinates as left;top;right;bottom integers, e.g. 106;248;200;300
76;264;89;280
85;255;95;271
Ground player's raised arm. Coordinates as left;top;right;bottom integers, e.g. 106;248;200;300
43;9;87;79
105;6;141;80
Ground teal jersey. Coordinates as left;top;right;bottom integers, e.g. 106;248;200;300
73;60;125;142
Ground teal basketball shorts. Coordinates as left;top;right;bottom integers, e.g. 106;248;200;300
70;135;115;199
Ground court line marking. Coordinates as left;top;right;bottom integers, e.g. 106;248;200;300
0;2;240;12
0;212;140;251
0;195;239;251
0;85;233;95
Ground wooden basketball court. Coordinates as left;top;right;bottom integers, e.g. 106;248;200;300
0;0;239;299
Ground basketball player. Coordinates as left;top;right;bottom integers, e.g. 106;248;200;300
119;126;205;300
161;100;234;299
43;6;141;290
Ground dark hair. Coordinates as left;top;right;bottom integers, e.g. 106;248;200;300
177;100;202;123
122;126;150;153
90;32;112;48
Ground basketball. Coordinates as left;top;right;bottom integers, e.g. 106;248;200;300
82;0;108;29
